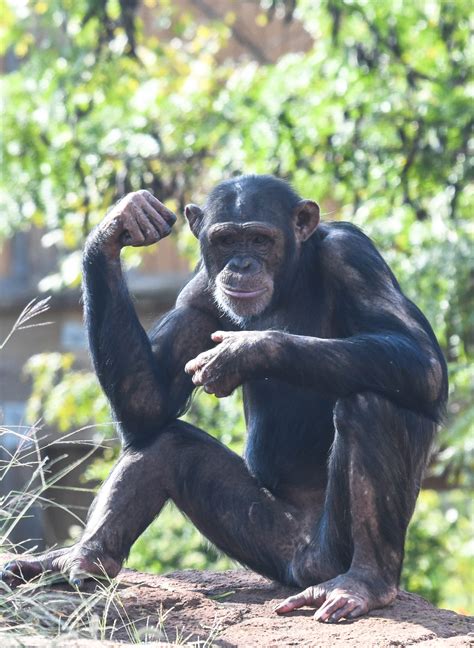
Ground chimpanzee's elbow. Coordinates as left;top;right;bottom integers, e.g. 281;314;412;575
429;354;445;395
420;353;448;423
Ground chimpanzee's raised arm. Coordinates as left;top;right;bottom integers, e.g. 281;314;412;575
82;191;219;448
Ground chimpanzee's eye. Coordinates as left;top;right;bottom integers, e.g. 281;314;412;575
217;235;235;247
253;234;271;246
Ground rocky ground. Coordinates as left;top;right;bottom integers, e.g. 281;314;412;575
1;567;473;647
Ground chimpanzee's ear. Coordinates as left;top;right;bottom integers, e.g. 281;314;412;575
292;199;320;243
184;204;205;238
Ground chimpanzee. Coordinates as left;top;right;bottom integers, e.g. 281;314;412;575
3;175;447;622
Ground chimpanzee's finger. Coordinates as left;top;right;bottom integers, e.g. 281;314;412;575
346;605;365;620
193;361;217;386
314;595;349;622
185;357;202;375
213;386;235;398
274;587;323;614
141;191;177;225
211;331;236;342
119;211;145;246
202;379;233;397
192;372;203;385
185;350;216;375
133;203;161;242
138;195;172;238
326;598;359;623
1;560;43;587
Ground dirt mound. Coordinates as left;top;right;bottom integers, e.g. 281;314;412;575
3;567;473;647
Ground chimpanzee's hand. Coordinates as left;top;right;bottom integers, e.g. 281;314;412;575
92;190;177;258
184;330;271;397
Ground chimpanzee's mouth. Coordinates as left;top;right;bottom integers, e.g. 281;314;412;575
221;285;267;299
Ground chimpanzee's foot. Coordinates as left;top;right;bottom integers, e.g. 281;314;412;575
275;570;397;623
1;544;122;588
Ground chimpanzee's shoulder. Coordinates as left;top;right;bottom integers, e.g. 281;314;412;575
317;221;375;249
317;221;388;263
315;221;399;287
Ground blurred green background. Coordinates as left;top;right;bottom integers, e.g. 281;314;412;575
1;0;472;613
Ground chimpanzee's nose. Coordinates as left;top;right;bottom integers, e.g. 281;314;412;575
228;256;257;273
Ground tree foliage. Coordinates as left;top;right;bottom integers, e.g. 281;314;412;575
1;0;472;611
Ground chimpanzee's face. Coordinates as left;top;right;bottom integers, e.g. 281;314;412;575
184;175;320;324
204;220;287;322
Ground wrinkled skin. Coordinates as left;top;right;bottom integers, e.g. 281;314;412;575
185;330;271;397
93;189;176;258
2;546;121;588
275;572;397;623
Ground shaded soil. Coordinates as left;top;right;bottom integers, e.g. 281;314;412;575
2;566;473;647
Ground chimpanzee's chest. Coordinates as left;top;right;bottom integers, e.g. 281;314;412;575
239;291;339;491
242;379;336;492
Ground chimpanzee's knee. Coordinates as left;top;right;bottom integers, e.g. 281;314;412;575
119;419;211;498
158;419;220;455
334;391;435;464
139;419;211;453
148;419;234;502
334;393;414;475
334;392;385;435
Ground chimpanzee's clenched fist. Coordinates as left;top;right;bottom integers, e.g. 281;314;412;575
91;190;177;258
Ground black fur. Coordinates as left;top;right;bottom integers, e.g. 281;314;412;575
82;175;448;589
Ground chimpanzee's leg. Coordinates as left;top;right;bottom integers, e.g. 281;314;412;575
1;448;168;586
2;420;317;587
282;392;436;622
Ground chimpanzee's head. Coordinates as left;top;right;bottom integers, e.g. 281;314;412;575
184;175;320;323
